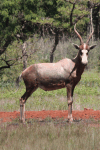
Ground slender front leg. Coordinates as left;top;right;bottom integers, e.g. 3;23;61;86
66;84;74;122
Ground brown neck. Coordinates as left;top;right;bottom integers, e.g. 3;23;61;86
72;53;86;76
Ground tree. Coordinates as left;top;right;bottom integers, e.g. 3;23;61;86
0;0;95;70
92;1;100;40
49;0;89;62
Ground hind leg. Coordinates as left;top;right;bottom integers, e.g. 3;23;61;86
20;87;37;123
66;84;75;122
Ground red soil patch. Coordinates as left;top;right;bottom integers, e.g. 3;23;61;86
0;108;100;123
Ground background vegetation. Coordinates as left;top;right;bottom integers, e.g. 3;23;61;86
0;1;100;149
0;0;100;121
0;0;100;76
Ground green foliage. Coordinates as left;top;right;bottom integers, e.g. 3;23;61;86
0;0;100;74
0;0;20;44
0;0;91;48
56;0;89;29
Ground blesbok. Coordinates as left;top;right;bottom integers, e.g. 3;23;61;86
19;24;96;123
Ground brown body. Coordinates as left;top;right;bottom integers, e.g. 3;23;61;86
20;25;96;123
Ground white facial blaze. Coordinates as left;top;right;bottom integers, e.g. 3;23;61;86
81;44;88;65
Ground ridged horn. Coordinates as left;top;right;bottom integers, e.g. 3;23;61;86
74;24;84;45
86;29;94;45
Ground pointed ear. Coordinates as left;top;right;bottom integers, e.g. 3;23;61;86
73;43;80;50
89;44;97;50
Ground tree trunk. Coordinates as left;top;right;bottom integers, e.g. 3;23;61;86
98;7;100;40
22;42;27;70
16;42;28;87
90;8;94;43
50;30;59;63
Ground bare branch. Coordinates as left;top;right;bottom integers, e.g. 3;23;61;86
66;0;76;4
0;49;6;55
50;28;56;35
74;14;87;25
50;29;59;62
0;38;12;55
70;2;76;26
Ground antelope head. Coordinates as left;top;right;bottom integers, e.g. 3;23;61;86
73;24;96;65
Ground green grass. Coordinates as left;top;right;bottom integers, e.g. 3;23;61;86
0;70;100;111
0;119;100;150
0;70;100;150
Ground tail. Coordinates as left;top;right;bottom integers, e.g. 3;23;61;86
16;73;22;87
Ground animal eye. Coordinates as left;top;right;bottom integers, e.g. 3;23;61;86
86;52;88;55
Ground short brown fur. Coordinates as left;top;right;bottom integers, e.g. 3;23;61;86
19;25;96;123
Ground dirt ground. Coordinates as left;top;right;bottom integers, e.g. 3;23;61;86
0;108;100;124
